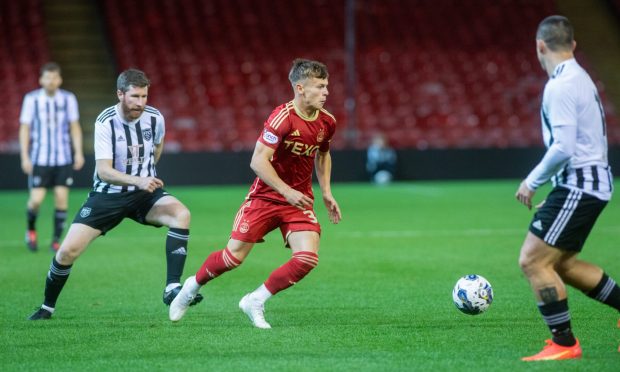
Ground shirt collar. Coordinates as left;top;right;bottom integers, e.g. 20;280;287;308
551;58;576;79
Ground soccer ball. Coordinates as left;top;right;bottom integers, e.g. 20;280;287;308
452;274;493;315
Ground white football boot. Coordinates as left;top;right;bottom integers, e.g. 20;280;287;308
239;293;271;329
169;276;200;322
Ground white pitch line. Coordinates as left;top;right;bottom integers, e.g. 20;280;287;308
336;226;620;239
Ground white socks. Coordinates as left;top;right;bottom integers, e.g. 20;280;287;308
251;284;273;303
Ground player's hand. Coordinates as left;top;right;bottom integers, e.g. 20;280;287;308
283;187;313;210
73;153;85;171
136;177;164;193
323;194;342;224
515;180;535;210
21;158;32;175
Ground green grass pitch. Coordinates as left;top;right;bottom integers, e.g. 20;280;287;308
1;180;618;371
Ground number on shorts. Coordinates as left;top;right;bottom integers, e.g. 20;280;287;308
303;210;318;223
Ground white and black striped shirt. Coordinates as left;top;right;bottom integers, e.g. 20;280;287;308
20;88;80;166
526;59;613;201
92;105;165;193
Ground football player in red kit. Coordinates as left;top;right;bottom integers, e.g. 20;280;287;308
169;58;341;328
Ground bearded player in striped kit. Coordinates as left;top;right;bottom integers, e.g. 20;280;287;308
169;59;342;328
29;69;202;320
516;16;619;360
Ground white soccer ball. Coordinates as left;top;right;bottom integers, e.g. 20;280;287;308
452;274;493;315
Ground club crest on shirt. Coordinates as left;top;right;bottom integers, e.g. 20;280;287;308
239;221;250;233
317;128;325;142
80;207;91;218
263;130;278;144
142;128;152;141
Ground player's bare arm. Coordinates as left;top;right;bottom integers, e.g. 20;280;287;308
250;141;313;209
70;120;85;170
19;124;32;174
96;159;163;192
315;150;341;224
154;140;164;164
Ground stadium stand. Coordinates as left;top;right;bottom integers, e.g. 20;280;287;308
2;0;618;151
0;0;50;152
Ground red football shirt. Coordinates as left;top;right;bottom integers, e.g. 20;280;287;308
246;100;337;204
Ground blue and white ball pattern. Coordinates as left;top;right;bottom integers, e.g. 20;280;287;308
452;274;493;315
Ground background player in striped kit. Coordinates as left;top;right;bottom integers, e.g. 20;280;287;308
515;16;620;361
169;59;342;328
28;69;202;320
19;62;84;252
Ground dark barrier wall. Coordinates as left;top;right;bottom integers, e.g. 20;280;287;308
1;147;618;189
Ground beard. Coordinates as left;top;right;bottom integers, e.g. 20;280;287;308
121;101;144;120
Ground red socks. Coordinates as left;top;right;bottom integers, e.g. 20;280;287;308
195;248;241;285
264;251;319;295
194;249;319;294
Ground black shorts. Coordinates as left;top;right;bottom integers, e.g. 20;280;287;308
29;165;73;188
529;187;607;252
72;188;170;235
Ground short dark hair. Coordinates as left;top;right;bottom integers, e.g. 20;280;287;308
40;62;61;76
536;15;574;52
117;68;150;92
288;58;329;85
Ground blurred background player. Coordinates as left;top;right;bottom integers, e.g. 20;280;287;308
29;68;202;320
516;15;620;361
169;58;342;328
19;62;84;252
366;132;397;185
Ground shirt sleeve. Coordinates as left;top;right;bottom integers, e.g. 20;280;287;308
525;84;579;190
94;121;113;160
155;114;165;144
525;124;577;190
546;83;578;128
258;109;289;149
67;93;80;122
19;94;34;125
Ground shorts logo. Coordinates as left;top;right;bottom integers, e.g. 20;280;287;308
263;130;278;144
239;221;250;234
142;128;152;141
33;176;41;186
80;207;92;218
66;177;74;186
317;128;325;142
532;220;543;230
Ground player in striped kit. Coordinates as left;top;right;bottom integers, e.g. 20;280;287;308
169;59;342;328
29;69;202;320
516;16;620;360
19;62;84;252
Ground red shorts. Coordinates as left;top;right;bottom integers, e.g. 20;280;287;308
230;198;321;245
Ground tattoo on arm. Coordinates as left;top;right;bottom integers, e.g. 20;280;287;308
539;287;559;304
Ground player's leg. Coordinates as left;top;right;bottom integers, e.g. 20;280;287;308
239;230;320;329
555;253;620;312
169;238;253;322
51;185;69;251
170;199;272;321
144;194;192;298
239;205;322;328
192;198;273;287
29;223;101;320
519;233;582;360
25;187;46;252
